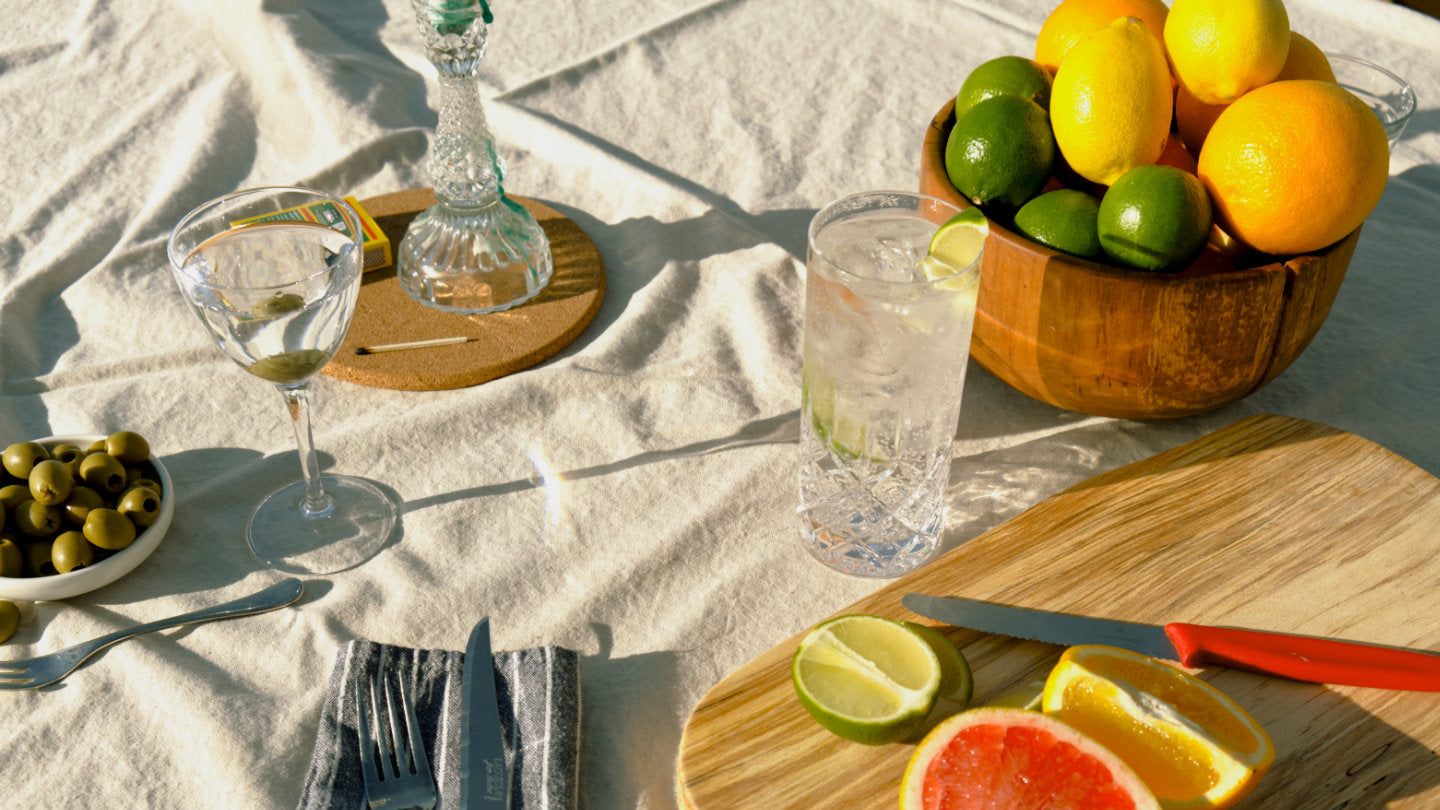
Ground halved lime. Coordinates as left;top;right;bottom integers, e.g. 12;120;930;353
904;622;973;706
985;677;1047;711
792;614;942;745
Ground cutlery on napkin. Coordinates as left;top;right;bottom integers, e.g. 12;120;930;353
296;638;580;810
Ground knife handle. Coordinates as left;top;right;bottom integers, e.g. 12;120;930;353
1165;623;1440;691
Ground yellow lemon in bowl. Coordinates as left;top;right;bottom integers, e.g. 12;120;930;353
1165;0;1290;105
1051;16;1172;186
1034;0;1169;76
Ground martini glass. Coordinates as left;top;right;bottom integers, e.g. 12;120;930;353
167;186;397;574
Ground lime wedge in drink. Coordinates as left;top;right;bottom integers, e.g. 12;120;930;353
791;614;943;745
804;372;878;461
921;207;988;289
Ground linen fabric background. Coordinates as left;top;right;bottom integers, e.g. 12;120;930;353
1;0;1438;807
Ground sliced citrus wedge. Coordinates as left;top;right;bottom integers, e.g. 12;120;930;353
791;614;941;745
1042;645;1275;810
925;207;988;277
901;707;1160;809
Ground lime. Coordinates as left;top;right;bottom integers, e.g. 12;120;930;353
802;371;873;461
1098;164;1213;271
792;614;942;745
944;94;1056;214
1013;188;1102;258
926;207;988;274
903;622;973;706
955;55;1054;117
985;678;1047;711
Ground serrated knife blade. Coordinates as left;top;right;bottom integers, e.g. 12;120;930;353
903;593;1440;691
460;617;509;809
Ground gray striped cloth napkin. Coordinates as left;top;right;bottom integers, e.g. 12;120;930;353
296;639;580;810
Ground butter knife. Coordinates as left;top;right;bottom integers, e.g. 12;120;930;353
459;618;509;808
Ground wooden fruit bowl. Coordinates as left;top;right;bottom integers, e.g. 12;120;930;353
919;99;1360;419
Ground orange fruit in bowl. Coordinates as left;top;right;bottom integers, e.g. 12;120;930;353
1034;0;1168;75
1274;31;1335;82
1198;79;1389;255
1154;134;1197;174
1050;17;1172;186
1174;84;1228;156
1165;0;1290;105
1043;646;1275;810
1176;30;1334;156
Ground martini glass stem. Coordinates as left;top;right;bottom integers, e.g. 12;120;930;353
281;385;334;518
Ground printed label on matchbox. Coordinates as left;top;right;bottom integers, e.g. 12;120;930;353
232;196;392;272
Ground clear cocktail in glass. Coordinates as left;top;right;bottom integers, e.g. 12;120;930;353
168;186;397;574
798;191;981;578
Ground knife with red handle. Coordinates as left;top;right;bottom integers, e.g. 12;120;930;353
903;593;1440;691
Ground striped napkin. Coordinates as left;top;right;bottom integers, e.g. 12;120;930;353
296;639;580;809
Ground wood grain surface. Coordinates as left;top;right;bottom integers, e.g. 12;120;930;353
677;414;1440;808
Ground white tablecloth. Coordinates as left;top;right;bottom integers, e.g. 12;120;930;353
2;1;1437;807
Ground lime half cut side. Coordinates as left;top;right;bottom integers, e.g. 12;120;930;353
791;614;942;745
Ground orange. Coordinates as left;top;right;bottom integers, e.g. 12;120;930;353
901;707;1160;810
1198;79;1389;255
1177;31;1334;156
1043;646;1274;810
1034;0;1168;75
1274;31;1335;82
1154;134;1197;174
1174;84;1227;156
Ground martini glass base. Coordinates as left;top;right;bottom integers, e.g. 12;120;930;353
246;475;397;575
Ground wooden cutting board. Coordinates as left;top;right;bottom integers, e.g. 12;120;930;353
677;414;1440;808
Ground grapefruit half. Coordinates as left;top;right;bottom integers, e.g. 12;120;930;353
901;707;1160;810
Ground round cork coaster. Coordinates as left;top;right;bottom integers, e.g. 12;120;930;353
325;189;605;391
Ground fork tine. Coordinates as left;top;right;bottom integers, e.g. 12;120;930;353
356;671;382;789
382;670;421;777
396;673;431;778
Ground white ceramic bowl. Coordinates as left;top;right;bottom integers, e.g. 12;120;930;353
0;435;174;601
1327;52;1415;149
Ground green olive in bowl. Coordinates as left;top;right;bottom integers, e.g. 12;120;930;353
0;433;174;602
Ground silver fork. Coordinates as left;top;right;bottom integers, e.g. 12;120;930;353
356;662;438;810
0;578;304;690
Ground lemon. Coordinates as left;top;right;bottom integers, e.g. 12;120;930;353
1051;16;1172;186
955;55;1053;117
1043;645;1275;809
944;94;1056;213
791;614;943;745
1165;0;1290;105
1098;165;1212;272
1013;189;1102;258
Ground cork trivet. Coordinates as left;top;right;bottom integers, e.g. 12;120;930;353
325;189;605;391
